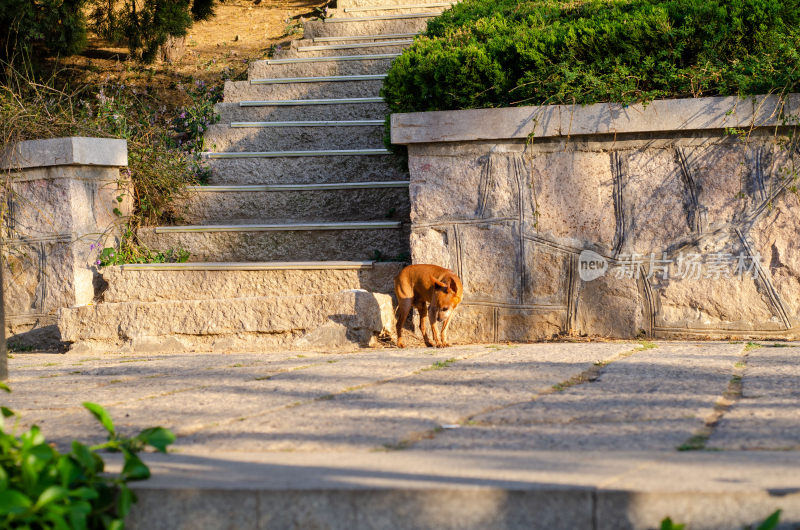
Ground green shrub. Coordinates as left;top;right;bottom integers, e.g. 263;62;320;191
382;0;800;113
0;383;175;529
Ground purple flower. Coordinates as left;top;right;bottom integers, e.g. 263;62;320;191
180;112;186;118
90;243;96;250
96;260;102;265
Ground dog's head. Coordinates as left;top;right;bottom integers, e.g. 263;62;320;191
431;276;462;322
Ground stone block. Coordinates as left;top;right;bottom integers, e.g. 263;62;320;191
446;304;495;343
576;273;644;338
459;221;521;304
0;137;127;170
679;145;748;230
529;150;616;252
749;189;800;321
391;104;560;144
409;227;458;271
523;241;571;306
650;256;780;332
408;154;484;224
497;308;566;342
58;291;394;350
621;148;692;254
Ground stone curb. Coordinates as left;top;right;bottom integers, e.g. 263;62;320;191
0;137;128;170
391;94;800;144
123;451;800;530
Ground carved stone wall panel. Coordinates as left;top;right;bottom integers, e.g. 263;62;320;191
575;273;644;338
447;304;495;343
523;241;571;307
458;221;521;305
623;149;693;254
529;150;616;252
409;226;459;274
408;153;484;224
496;307;566;342
679;145;749;230
648;237;780;331
3;243;43;315
749;189;800;321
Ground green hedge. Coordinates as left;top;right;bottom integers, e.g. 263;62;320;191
382;0;800;114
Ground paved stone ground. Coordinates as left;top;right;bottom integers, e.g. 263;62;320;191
3;341;800;529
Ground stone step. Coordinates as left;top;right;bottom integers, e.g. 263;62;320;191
297;40;412;52
215;100;387;123
302;17;430;39
101;261;404;302
247;57;395;80
325;10;444;20
203;123;385;152
336;0;456;9
59;289;395;352
206;154;407;186
281;41;411;57
204;148;390;159
138;222;410;262
224;78;384;101
177;182;410;224
310;32;419;43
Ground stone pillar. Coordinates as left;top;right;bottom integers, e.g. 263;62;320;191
0;137;131;347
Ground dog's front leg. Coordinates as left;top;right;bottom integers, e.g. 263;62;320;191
427;304;442;347
439;313;454;347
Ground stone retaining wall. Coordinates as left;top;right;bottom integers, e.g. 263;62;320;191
0;137;131;346
391;95;800;341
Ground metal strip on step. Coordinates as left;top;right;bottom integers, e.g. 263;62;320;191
250;74;387;84
153;221;402;233
239;97;384;106
298;40;412;52
120;261;376;271
344;2;455;12
230;119;384;127
312;33;418;42
204;149;391;159
184;181;410;192
324;12;442;22
265;53;400;65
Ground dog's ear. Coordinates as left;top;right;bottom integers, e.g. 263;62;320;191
449;277;458;293
432;277;447;290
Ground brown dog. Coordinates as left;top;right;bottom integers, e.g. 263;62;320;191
394;264;463;348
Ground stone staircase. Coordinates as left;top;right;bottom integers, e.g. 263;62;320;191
59;0;453;353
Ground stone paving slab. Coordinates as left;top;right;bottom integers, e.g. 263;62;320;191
417;343;743;451
180;342;634;452
708;345;800;450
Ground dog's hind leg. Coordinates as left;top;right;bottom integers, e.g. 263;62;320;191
417;301;434;347
395;297;413;348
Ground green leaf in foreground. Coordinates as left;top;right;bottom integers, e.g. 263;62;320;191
136;426;177;453
756;509;782;530
82;402;116;437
